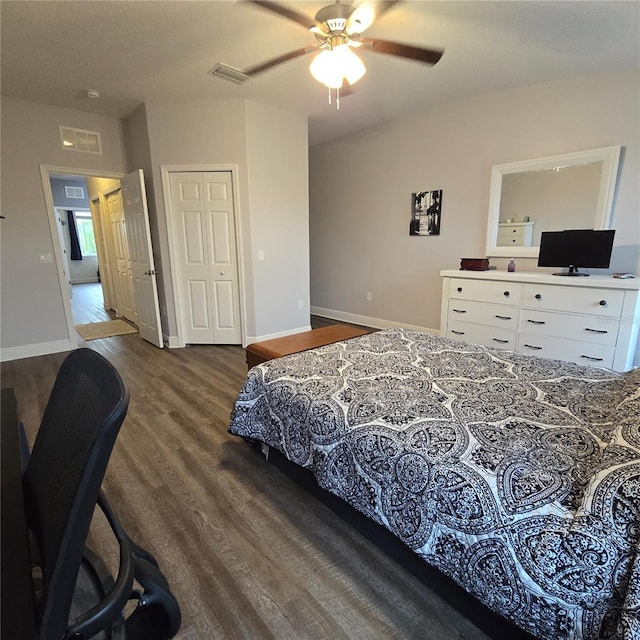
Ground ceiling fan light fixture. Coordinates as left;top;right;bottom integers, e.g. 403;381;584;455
309;45;365;89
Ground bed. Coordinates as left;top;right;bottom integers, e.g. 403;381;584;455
228;328;640;640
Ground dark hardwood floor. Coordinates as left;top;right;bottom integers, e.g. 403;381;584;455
2;312;490;639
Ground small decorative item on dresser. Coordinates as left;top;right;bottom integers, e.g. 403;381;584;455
508;258;516;272
460;258;490;271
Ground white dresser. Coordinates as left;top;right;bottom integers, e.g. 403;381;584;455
440;270;640;371
497;221;534;247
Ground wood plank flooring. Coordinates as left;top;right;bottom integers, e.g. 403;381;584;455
2;318;491;640
70;282;114;325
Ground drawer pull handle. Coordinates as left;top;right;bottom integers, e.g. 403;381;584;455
527;319;546;325
535;294;542;300
585;328;608;334
523;344;542;350
495;315;512;320
457;287;463;293
599;300;607;306
581;355;604;362
492;338;509;344
503;291;510;297
452;309;467;314
451;330;465;335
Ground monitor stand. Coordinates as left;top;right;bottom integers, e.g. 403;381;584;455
553;265;589;277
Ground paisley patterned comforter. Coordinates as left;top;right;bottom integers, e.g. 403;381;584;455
228;329;640;640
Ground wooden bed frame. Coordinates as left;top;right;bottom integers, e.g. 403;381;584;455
264;445;537;640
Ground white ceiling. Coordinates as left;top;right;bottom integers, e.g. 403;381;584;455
2;1;638;146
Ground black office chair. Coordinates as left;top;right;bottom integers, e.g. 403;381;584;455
22;348;181;640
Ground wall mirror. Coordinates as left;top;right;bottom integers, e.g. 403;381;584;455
485;145;621;258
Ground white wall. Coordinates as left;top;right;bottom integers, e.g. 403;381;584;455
309;70;640;334
0;97;127;358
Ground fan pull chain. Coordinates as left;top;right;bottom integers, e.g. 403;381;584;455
327;87;341;110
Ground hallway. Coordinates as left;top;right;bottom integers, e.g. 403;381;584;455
70;282;113;325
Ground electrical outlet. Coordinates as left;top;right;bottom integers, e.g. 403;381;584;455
366;292;372;301
298;299;304;309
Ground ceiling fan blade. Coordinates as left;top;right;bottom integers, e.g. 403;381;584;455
360;37;444;65
340;83;356;97
244;45;322;76
247;0;317;30
347;1;399;35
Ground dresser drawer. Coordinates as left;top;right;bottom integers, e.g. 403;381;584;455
519;310;620;346
448;300;519;330
523;283;624;317
449;278;522;306
498;227;526;247
447;320;517;351
517;334;615;368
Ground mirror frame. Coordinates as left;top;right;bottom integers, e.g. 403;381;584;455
485;145;621;258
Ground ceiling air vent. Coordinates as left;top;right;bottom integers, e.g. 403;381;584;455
208;63;251;85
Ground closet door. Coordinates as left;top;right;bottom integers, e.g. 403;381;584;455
169;171;241;344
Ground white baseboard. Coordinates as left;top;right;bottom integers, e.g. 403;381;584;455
244;324;313;347
310;306;439;335
163;334;183;348
71;278;100;285
0;339;73;362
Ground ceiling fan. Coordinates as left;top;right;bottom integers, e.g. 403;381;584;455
243;0;444;92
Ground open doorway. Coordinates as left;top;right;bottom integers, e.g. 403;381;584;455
49;173;115;326
41;165;164;349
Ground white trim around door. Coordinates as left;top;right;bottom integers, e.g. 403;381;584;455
160;164;246;348
39;164;126;355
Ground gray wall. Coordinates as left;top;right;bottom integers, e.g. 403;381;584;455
0;97;127;356
0;94;309;358
309;70;640;334
50;178;89;208
136;98;309;343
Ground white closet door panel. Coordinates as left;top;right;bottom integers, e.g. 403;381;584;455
187;280;210;329
210;211;232;264
213;281;236;329
182;211;206;265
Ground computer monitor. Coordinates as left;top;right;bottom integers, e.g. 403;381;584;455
537;229;615;276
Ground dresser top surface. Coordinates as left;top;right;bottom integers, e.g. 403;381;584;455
441;269;640;290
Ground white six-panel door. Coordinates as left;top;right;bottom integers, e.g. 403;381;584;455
106;189;137;324
169;171;241;344
120;170;164;348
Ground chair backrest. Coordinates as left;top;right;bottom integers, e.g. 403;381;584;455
23;348;129;640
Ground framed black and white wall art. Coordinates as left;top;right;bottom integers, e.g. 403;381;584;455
410;189;442;236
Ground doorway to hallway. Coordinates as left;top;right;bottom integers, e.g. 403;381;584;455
70;283;112;325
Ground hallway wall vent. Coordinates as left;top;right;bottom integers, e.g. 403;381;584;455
59;126;102;154
65;186;85;199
